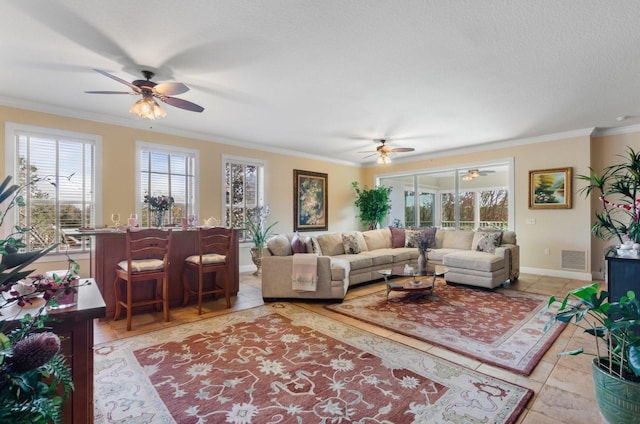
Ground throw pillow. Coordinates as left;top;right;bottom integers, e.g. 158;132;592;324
341;232;361;254
266;234;292;256
404;229;422;248
475;230;503;253
422;227;437;248
471;228;503;251
389;227;405;248
291;232;307;253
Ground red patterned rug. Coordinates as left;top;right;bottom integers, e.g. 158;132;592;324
325;279;565;375
94;303;532;423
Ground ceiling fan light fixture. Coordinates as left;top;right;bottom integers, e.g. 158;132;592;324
462;175;473;181
130;95;166;120
377;152;392;164
469;169;480;178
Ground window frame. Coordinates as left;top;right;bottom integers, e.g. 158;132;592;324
4;122;102;260
135;141;199;226
222;154;267;243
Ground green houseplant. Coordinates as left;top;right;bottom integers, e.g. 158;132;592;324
545;283;640;422
578;146;640;246
351;182;393;230
245;206;278;275
0;175;80;423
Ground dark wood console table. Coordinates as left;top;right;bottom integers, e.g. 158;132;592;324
605;255;640;302
74;228;239;319
1;280;106;423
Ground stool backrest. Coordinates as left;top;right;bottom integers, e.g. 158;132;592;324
198;227;232;258
126;228;172;264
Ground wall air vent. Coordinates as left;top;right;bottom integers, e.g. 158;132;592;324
561;250;587;271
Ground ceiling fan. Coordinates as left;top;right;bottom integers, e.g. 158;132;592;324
461;168;495;180
85;69;204;119
359;139;415;164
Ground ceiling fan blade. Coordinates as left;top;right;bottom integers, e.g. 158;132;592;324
85;90;135;95
390;147;415;152
361;152;378;159
154;82;189;96
159;96;205;112
93;69;141;93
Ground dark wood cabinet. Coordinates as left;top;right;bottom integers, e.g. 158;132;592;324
605;256;640;301
1;281;106;423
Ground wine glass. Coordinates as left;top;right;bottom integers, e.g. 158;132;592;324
187;214;196;228
111;213;121;230
129;213;138;227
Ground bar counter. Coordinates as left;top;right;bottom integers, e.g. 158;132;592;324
72;227;239;319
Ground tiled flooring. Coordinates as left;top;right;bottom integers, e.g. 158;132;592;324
94;272;601;423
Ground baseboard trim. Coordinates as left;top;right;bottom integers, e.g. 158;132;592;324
520;267;593;281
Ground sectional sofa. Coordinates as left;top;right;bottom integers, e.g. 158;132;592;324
260;227;519;301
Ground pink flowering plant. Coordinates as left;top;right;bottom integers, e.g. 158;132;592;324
0;175;83;423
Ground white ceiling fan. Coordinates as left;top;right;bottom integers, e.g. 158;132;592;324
461;168;495;181
358;139;415;164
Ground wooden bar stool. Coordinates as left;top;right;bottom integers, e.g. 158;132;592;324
182;227;233;314
113;228;172;331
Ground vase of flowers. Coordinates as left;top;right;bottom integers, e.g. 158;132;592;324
0;175;82;423
417;232;429;271
144;193;174;228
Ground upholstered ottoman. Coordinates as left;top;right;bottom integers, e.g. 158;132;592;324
442;250;508;289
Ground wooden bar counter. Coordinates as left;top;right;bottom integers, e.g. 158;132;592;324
77;227;239;319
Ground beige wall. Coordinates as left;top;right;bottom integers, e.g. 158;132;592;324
3;104;640;280
0;106;363;274
363;134;594;279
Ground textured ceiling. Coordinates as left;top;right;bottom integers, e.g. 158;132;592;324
1;0;640;166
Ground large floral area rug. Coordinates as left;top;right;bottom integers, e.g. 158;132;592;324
326;279;565;375
94;303;532;423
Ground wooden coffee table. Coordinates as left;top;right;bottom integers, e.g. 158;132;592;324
379;264;447;300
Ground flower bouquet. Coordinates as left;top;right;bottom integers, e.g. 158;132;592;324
144;193;174;227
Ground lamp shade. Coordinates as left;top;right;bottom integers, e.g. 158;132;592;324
130;96;166;119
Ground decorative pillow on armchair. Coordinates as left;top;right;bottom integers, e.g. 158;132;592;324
404;229;422;248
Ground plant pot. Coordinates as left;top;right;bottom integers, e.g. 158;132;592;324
592;358;640;423
250;246;262;276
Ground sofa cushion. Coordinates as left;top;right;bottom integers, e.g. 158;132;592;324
291;232;307;253
332;254;373;270
427;248;464;262
267;234;293;256
389;227;405;248
443;251;505;272
317;233;345;256
502;230;517;245
442;230;475;249
362;229;390;250
422;227;437;248
342;232;362;254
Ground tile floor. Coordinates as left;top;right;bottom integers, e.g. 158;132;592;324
93;272;602;423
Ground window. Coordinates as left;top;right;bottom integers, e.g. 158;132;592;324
4;123;100;255
379;160;513;230
222;155;265;242
136;142;198;226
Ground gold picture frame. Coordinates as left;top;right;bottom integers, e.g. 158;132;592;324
529;167;572;209
293;169;328;231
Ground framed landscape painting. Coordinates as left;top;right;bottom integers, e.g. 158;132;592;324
294;169;328;231
529;167;572;209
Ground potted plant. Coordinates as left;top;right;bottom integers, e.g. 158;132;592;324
351;182;392;230
0;175;81;423
245;206;278;275
544;283;640;423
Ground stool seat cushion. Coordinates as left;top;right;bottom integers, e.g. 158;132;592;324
117;259;164;272
185;254;226;265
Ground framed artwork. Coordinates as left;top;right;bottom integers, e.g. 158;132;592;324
529;167;572;209
293;169;328;231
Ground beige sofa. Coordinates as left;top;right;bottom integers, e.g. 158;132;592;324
261;228;519;301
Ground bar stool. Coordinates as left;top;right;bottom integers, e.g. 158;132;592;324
182;227;233;314
113;228;172;331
